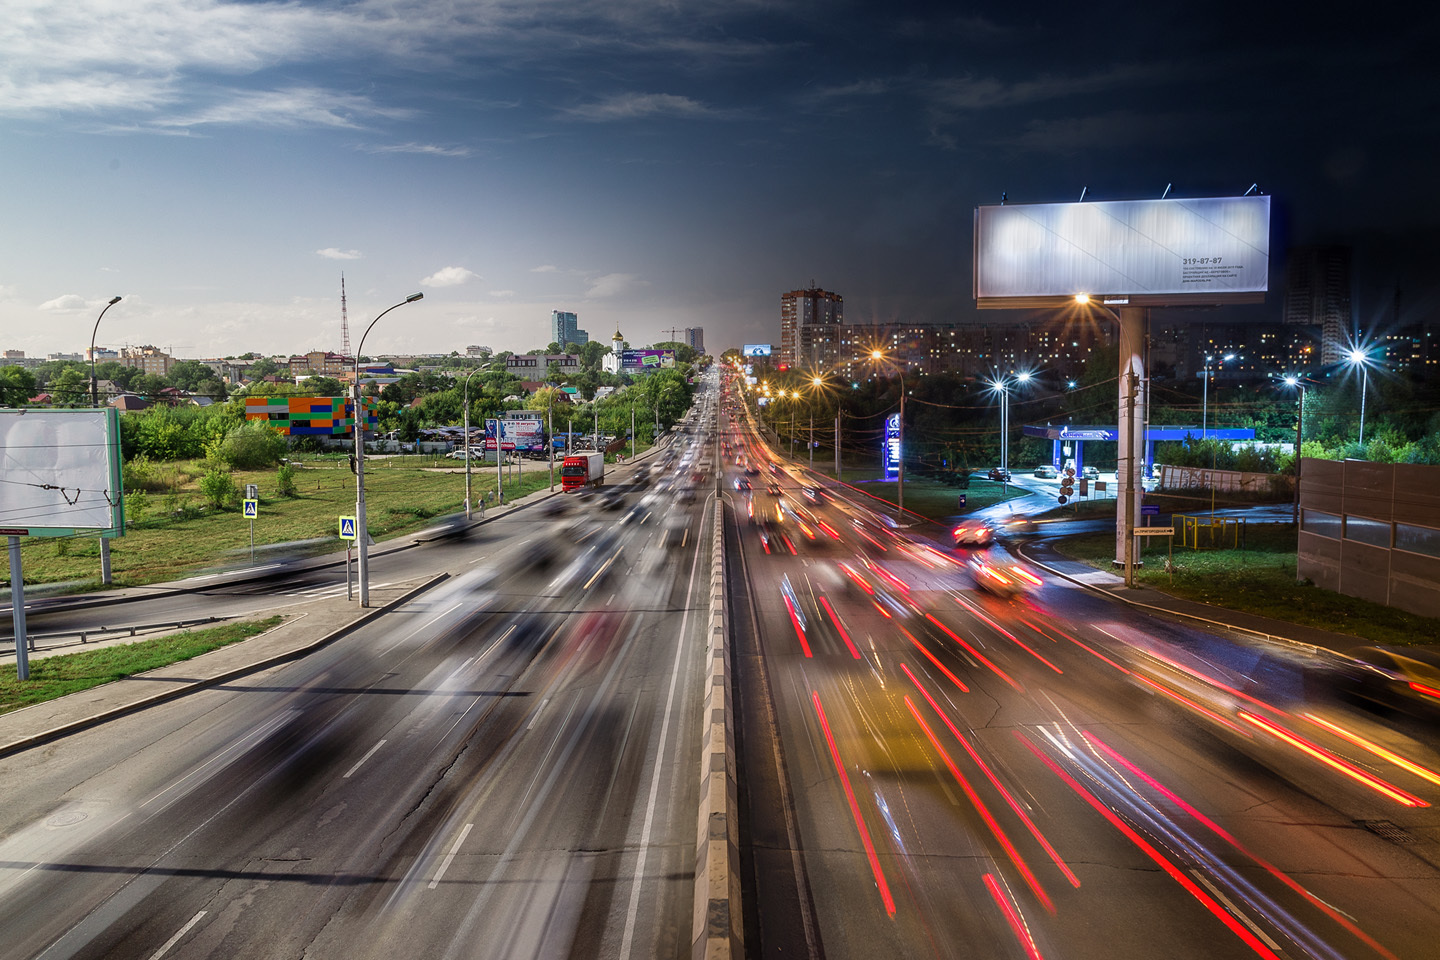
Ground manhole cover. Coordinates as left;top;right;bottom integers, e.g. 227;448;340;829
45;811;88;828
1356;819;1421;844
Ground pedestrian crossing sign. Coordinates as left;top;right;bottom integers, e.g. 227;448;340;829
339;515;358;540
242;499;258;519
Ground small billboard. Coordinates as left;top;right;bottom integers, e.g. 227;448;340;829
621;349;676;370
742;344;772;357
883;413;900;481
974;195;1270;306
491;414;546;452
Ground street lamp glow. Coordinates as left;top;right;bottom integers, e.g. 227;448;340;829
1074;293;1091;305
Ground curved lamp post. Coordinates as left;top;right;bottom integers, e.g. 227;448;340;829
353;292;423;606
1282;374;1313;525
89;296;122;408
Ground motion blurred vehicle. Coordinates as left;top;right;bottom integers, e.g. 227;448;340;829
987;467;1011;482
733;477;752;491
598;490;625;511
968;554;1042;597
951;520;995;547
1001;514;1038;534
802;486;825;504
744;465;761;476
765;482;782;496
1033;464;1058;479
1083;465;1100;479
1328;646;1440;717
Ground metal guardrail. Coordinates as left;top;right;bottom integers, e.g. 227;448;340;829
1;616;226;653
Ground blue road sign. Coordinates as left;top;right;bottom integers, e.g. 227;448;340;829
242;499;258;519
957;494;966;508
339;516;358;540
1141;504;1160;516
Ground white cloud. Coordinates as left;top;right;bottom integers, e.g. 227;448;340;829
422;266;479;287
488;289;516;298
561;92;718;123
153;87;411;130
530;264;558;273
364;142;472;157
39;294;90;312
585;273;647;298
317;247;364;260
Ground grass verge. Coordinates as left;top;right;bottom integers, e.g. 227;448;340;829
1052;526;1440;648
802;465;1027;521
0;616;284;716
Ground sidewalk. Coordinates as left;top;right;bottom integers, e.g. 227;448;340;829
0;576;441;758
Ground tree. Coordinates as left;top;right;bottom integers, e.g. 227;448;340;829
167;360;218;392
300;376;346;396
579;340;610;371
248;357;281;379
0;365;37;406
49;368;91;404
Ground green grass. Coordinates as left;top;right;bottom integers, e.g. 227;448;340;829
2;455;573;589
0;617;283;715
1052;525;1440;647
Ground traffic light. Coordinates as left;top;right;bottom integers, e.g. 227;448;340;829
1058;467;1075;504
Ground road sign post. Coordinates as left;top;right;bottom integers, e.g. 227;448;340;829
339;515;357;600
242;498;258;564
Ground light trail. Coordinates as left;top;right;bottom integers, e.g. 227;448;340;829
812;691;896;916
925;613;1020;691
1238;712;1428;807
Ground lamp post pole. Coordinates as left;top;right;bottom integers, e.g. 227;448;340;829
549;395;555;492
89;295;122;585
1358;365;1369;446
353;293;423;606
463;368;480;519
1284;376;1306;525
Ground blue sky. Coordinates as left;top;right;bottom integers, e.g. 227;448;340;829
2;1;1435;360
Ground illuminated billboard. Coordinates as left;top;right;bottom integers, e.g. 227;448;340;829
742;344;772;357
620;349;676;370
883;413;900;481
974;196;1269;306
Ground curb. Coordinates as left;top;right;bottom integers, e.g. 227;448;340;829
0;573;450;759
1016;542;1327;655
692;499;743;960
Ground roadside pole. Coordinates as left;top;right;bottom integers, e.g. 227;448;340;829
7;537;29;681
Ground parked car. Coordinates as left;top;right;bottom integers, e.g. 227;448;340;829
446;447;480;460
1083;465;1100;479
987;467;1012;482
1033;464;1058;479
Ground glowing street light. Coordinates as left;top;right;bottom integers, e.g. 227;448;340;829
1202;353;1235;441
987;371;1031;483
1347;347;1373;445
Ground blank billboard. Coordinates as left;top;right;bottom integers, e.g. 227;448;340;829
0;407;124;536
975;196;1269;303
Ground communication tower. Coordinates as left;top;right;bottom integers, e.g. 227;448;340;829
340;273;351;358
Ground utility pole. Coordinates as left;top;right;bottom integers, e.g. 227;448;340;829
809;415;814;469
1124;369;1138;588
835;413;841;480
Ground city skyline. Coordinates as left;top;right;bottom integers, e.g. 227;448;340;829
2;2;1436;360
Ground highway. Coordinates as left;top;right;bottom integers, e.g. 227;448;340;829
721;385;1440;960
0;421;718;959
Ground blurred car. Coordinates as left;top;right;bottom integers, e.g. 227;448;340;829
987;467;1012;482
802;486;826;504
598;491;626;511
1083;465;1100;480
1033;464;1058;479
744;465;761;476
1001;514;1039;534
733;477;752;491
766;482;782;496
968;555;1042;596
1329;647;1440;716
952;521;995;547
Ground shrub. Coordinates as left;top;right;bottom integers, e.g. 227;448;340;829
213;421;289;470
123;455;164;493
125;490;149;526
199;467;238;509
276;462;298;497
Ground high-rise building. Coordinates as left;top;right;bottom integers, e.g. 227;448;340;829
1284;246;1352;365
550;310;589;350
780;287;843;368
683;327;705;355
120;344;175;377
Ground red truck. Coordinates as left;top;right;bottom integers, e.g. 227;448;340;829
561;452;605;492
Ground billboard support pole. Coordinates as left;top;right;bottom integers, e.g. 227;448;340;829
1116;306;1147;585
835;414;841;481
8;537;29;681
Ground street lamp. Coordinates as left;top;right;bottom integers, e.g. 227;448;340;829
88;295;122;585
1347;347;1372;446
353;292;423;607
88;296;122;409
1282;375;1311;525
462;367;481;519
1201;353;1235;441
986;371;1031;483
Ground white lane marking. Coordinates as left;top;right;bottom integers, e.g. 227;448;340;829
428;822;474;890
146;911;206;960
526;698;551;731
342;739;388;779
1190;870;1283;950
619;517;704;960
